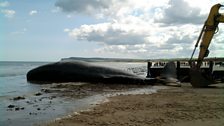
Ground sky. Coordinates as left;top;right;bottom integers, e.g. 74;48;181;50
0;0;224;61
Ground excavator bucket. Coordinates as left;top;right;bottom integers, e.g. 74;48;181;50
189;68;214;87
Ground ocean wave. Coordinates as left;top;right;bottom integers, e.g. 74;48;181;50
0;72;25;77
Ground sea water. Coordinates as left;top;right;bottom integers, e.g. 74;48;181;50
0;61;48;97
0;61;50;125
0;61;155;126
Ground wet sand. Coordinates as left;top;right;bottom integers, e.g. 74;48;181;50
46;83;224;126
3;82;157;126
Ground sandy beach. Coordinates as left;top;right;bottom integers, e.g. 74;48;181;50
45;83;224;126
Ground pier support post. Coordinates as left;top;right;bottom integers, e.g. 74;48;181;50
176;61;180;79
209;61;214;74
146;62;152;78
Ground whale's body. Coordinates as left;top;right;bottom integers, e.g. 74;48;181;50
27;61;155;84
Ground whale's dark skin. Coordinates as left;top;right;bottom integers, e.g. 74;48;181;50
27;61;156;84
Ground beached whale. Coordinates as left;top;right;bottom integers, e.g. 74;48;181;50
27;61;156;84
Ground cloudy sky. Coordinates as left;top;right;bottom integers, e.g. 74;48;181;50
1;0;223;61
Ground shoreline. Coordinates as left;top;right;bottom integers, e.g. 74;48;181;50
2;82;159;126
40;83;162;125
45;83;224;126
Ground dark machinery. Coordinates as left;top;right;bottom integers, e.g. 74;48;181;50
189;3;224;87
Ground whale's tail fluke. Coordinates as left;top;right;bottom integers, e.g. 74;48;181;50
156;61;181;87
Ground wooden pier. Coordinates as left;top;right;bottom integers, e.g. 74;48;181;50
146;60;224;82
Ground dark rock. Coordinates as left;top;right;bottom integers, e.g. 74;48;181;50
34;92;42;96
26;101;32;104
14;107;24;111
29;112;37;115
7;105;25;111
27;61;155;84
8;105;15;108
15;107;20;111
12;96;25;101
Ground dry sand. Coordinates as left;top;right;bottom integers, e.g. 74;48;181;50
46;83;224;126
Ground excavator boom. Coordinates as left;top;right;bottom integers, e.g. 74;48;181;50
196;4;224;68
189;3;224;87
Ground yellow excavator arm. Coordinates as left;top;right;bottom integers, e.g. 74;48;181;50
189;3;224;87
190;3;224;68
